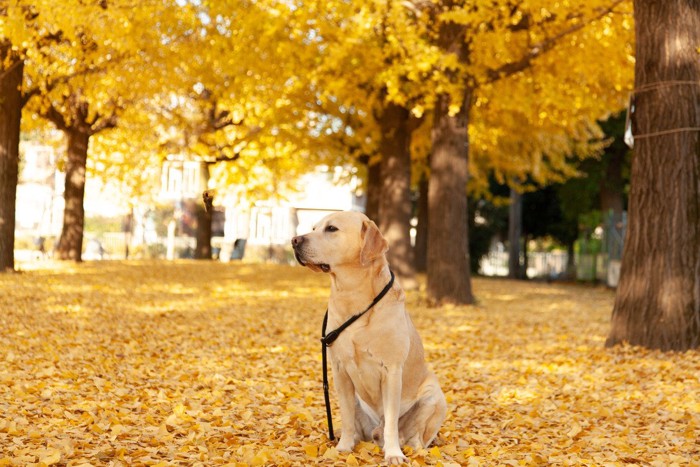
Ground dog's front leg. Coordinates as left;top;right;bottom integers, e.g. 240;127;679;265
382;364;407;464
333;365;357;452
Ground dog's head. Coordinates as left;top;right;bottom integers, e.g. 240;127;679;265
291;211;388;273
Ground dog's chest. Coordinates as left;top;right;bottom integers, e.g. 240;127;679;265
331;334;386;406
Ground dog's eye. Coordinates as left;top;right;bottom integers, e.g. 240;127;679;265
325;225;338;233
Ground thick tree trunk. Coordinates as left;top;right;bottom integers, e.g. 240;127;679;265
414;173;429;273
56;130;90;261
427;89;474;304
508;187;523;279
607;0;700;350
0;46;22;272
364;158;382;223
378;102;416;288
427;10;474;304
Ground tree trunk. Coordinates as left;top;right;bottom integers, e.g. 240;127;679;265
364;158;382;223
565;240;576;280
195;162;212;259
508;187;523;279
607;0;700;351
522;234;529;280
378;102;416;288
600;149;625;223
194;204;213;259
414;173;429;273
0;46;22;272
56;130;90;261
427;89;474;304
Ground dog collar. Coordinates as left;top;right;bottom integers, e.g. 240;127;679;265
319;269;395;440
321;269;395;347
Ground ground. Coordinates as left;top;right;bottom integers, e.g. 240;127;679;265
0;261;698;466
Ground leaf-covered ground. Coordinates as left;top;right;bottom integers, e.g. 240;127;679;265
1;262;699;466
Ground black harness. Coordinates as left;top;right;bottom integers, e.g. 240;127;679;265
320;269;395;440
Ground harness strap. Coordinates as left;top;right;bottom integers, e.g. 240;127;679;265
320;269;395;440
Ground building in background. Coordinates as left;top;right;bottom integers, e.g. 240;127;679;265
159;158;364;262
220;166;365;262
15;142;63;237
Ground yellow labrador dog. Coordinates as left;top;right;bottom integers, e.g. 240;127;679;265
292;211;446;464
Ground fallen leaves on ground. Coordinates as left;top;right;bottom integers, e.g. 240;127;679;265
1;261;699;466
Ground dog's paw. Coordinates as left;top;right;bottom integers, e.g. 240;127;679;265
336;438;355;452
384;452;407;465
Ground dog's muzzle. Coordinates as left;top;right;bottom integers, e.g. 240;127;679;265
291;235;308;265
291;235;330;272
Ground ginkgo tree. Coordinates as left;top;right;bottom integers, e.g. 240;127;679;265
305;1;442;289
0;34;22;271
187;0;331;194
1;1;57;271
28;1;202;261
1;0;100;268
607;0;700;351
420;0;633;304
298;0;633;304
147;0;336;257
1;0;202;262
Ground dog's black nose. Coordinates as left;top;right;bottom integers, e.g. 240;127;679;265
292;235;304;247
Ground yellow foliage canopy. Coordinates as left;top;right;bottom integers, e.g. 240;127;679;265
308;0;634;190
1;262;698;465
3;0;635;198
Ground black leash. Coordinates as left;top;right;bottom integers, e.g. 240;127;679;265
320;311;335;440
320;269;395;440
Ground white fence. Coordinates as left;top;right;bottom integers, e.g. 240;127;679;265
480;251;569;279
479;250;620;286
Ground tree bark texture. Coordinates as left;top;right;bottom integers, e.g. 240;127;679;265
378;102;416;289
56;130;90;261
364;158;382;223
428;89;474;304
0;46;22;272
426;10;474;304
607;0;700;350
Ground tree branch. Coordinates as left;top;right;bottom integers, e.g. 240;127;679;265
482;0;626;85
89;111;118;134
212;152;241;163
42;103;70;132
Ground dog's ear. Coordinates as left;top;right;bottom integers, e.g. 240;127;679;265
360;220;388;266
